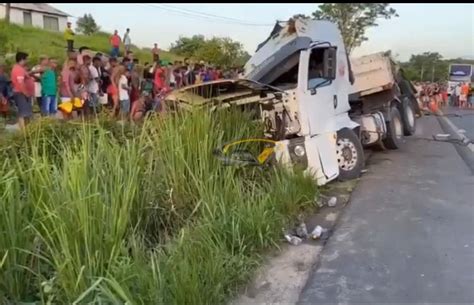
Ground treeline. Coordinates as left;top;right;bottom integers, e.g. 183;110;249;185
400;52;474;82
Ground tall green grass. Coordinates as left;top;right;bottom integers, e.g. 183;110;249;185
0;110;317;304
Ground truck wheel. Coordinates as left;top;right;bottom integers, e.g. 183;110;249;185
400;97;417;136
336;128;365;181
383;106;404;150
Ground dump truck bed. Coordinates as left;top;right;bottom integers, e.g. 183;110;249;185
349;52;396;97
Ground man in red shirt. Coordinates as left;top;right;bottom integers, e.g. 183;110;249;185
110;30;121;58
11;52;35;130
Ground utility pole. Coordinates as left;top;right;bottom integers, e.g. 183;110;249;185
420;64;424;81
5;3;11;24
431;65;435;83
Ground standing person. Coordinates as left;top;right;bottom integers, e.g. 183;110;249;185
460;82;469;108
110;30;121;58
11;52;35;131
64;22;75;52
152;43;160;63
109;63;122;116
153;62;166;94
87;56;102;115
31;56;48;110
118;66;131;120
77;46;90;66
40;58;58;116
123;28;132;53
59;58;77;104
455;83;462;108
130;63;141;106
0;64;11;120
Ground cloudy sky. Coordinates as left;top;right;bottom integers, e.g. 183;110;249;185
53;3;474;61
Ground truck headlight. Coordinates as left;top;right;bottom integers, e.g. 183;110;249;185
294;145;305;157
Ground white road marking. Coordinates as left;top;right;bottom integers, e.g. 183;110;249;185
436;109;474;153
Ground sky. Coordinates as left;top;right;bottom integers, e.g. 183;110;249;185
52;3;474;62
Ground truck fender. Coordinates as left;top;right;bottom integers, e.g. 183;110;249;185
334;112;359;133
384;98;402;121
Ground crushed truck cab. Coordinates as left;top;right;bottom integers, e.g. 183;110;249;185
165;18;418;186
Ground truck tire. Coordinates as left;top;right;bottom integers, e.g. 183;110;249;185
400;97;417;136
336;128;365;181
383;105;404;150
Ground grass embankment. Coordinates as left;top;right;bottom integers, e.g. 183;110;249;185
0;110;317;304
0;20;181;65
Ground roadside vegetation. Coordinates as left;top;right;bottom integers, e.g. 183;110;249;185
0;20;181;66
0;109;317;304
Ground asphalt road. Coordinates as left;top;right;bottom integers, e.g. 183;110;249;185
443;107;474;141
298;116;474;305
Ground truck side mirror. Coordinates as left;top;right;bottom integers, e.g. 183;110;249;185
323;47;337;80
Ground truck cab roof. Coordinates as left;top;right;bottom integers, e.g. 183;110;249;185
243;18;346;83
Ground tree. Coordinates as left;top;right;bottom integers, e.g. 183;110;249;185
312;3;398;54
170;35;206;58
400;52;448;82
170;35;250;68
76;13;100;35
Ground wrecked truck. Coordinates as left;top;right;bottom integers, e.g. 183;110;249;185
164;18;419;186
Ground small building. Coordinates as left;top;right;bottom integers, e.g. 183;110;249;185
0;3;70;32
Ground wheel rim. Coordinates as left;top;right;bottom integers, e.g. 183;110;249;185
405;102;415;128
336;138;358;171
394;115;403;139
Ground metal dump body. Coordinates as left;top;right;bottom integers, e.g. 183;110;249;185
350;52;396;97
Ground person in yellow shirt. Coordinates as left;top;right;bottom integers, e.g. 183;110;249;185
64;22;75;53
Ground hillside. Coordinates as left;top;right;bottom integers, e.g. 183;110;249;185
0;20;181;65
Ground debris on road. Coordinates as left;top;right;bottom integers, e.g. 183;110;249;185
311;226;324;240
284;234;303;246
327;196;337;207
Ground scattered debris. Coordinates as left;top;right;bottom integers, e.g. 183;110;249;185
433;133;451;141
296;223;308;239
327;196;337;207
310;226;324;240
458;129;466;134
284;234;302;246
361;169;368;174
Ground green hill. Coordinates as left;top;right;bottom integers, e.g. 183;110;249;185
0;20;181;66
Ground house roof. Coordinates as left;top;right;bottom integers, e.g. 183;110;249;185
1;3;70;17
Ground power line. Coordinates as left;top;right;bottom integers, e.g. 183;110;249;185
159;4;273;25
141;3;274;27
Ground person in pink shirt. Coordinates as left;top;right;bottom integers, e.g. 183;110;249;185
11;52;35;130
110;30;121;58
153;62;166;94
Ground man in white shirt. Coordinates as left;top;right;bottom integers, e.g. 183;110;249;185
119;68;131;120
87;56;102;115
454;83;462;107
123;28;131;53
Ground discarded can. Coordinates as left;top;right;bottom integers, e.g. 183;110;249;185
327;196;337;207
311;226;324;240
296;222;308;239
284;234;303;246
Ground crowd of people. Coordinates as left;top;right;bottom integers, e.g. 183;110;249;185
0;26;243;131
414;81;472;110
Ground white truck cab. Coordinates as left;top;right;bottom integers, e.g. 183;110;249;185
242;18;418;185
243;19;363;185
165;18;418;186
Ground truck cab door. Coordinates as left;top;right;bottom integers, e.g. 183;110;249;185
297;45;340;181
297;45;338;135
